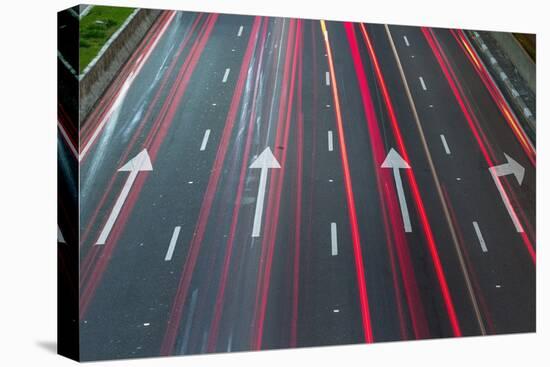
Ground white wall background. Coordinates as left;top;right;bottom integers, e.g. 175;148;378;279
0;0;546;366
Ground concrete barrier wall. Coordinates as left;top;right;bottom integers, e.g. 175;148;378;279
79;9;161;123
491;32;535;93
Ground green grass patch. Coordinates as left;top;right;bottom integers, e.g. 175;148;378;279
79;5;135;73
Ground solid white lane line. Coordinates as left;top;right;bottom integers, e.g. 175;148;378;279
200;129;211;151
222;68;231;83
472;221;488;253
419;76;427;91
325;71;330;86
237;25;243;37
404;35;410;47
165;226;181;261
331;222;338;256
440;134;451;155
328;130;334;152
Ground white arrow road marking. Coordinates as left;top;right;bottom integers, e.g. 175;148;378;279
382;148;412;232
472;221;488;252
96;149;153;245
222;68;231;83
200;129;211;151
330;222;338;256
165;226;181;261
489;153;525;232
58;226;66;243
328;130;334;152
250;147;281;237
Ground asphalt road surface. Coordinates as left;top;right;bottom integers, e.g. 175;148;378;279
62;10;536;361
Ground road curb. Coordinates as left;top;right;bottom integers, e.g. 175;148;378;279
466;30;536;138
79;8;162;124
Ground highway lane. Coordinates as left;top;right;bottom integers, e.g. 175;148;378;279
382;24;535;334
324;20;490;339
80;12;256;359
75;12;536;361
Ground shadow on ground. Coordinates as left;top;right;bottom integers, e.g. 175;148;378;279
36;340;57;354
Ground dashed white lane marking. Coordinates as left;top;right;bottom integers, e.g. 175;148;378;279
403;35;410;47
328;130;334;152
325;71;331;86
200;129;211;151
419;76;427;91
331;222;338;256
237;25;243;37
222;68;231;83
472;221;488;253
440;134;451;155
164;226;181;261
333;309;340;313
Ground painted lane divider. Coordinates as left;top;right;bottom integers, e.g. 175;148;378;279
488;153;525;232
200;129;211;151
331;222;338;256
96;149;153;245
250;147;281;237
381;148;412;232
165;226;181;261
404;35;410;47
222;68;231;83
325;71;331;86
472;221;488;252
237;25;243;37
419;76;427;91
328;130;334;152
440;134;451;155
